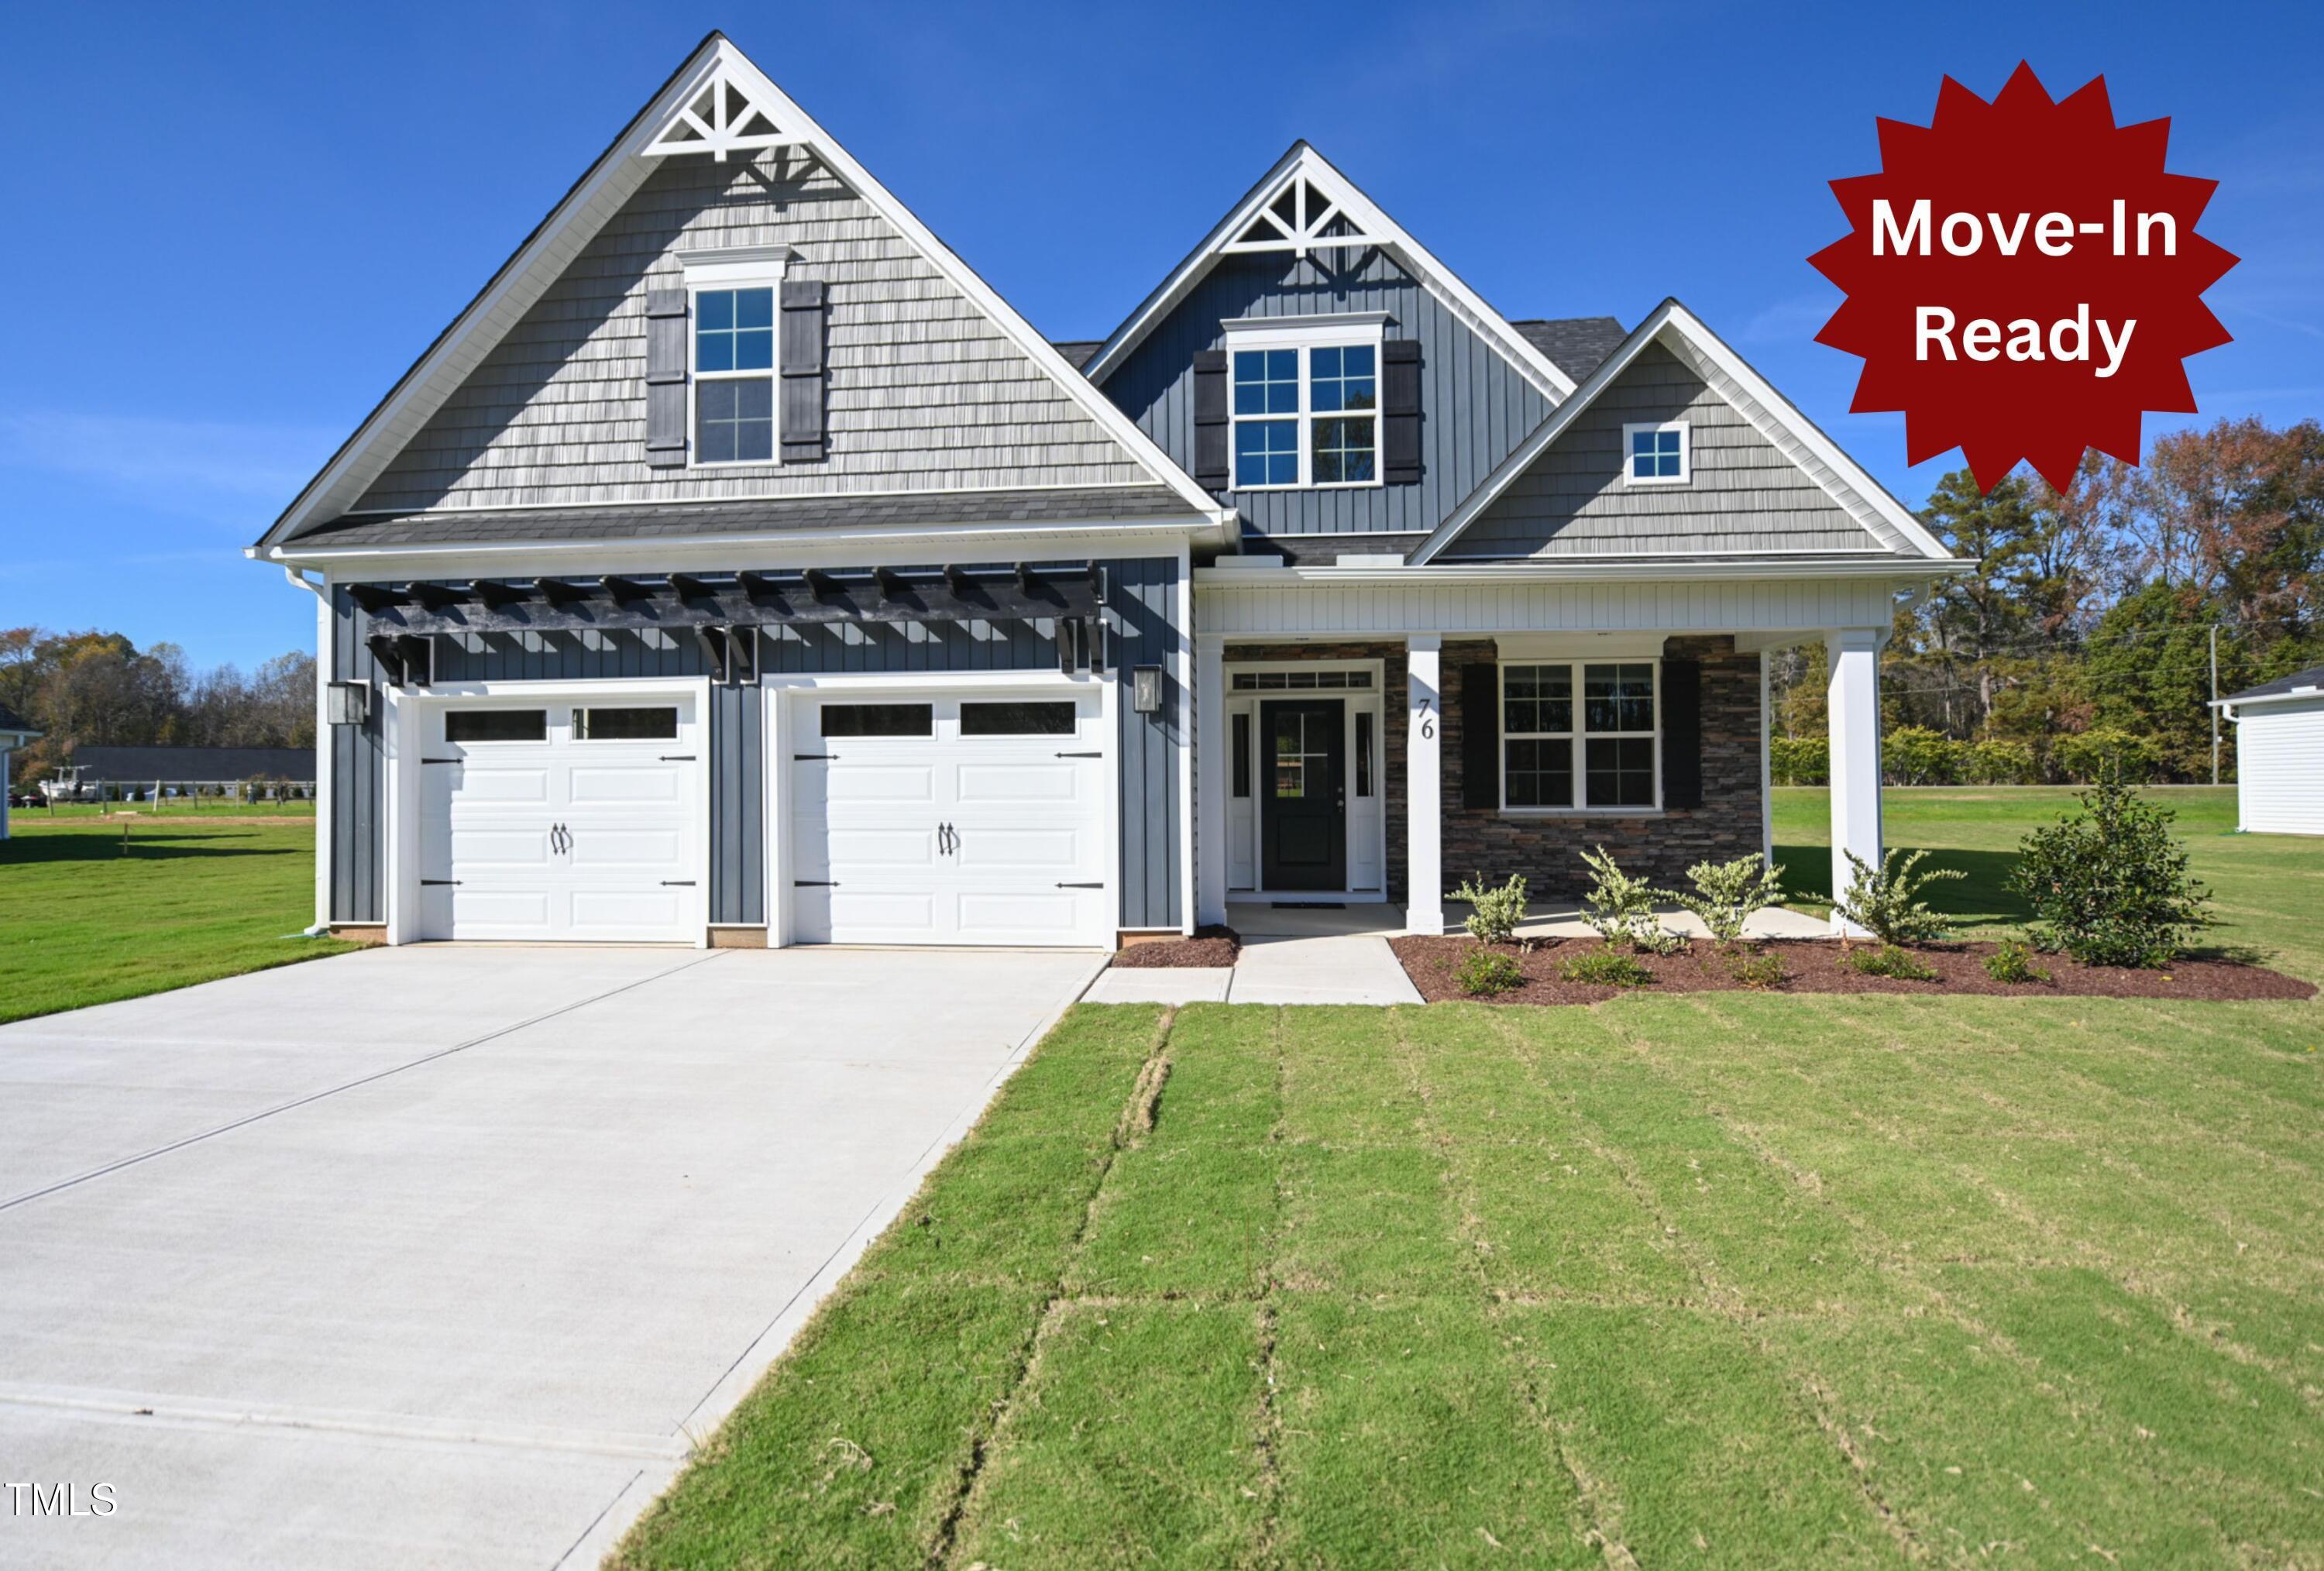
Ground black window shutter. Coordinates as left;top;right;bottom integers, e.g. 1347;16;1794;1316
1662;658;1703;809
1192;349;1229;491
779;280;827;462
1459;661;1499;810
1382;339;1422;484
644;289;688;469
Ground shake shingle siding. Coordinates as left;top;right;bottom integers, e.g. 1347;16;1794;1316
352;150;1154;514
1445;343;1881;558
1098;249;1552;538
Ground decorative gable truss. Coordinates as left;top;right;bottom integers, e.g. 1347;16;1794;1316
1082;143;1576;404
1222;170;1388;259
642;63;803;161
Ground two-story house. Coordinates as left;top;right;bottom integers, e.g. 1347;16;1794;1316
249;33;1961;950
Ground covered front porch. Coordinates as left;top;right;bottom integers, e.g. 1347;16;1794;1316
1191;561;1902;937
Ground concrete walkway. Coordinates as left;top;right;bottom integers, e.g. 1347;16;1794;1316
0;944;1102;1570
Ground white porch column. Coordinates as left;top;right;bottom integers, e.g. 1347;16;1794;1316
1404;635;1444;936
1826;628;1885;935
1194;632;1228;927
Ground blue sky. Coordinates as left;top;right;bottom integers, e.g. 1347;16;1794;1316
3;0;2318;672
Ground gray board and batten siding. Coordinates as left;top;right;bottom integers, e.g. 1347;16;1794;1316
348;147;1158;517
1096;249;1554;538
1442;342;1886;559
325;557;1183;933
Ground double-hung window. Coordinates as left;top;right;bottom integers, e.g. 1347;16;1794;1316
1226;321;1382;490
693;286;775;463
1501;661;1660;810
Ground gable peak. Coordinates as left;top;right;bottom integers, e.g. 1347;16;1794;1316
1226;153;1390;260
644;55;803;162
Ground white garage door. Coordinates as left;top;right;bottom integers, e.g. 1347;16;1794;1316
789;688;1109;946
419;696;702;942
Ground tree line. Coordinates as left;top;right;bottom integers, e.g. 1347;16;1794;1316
0;628;313;785
1771;414;2323;784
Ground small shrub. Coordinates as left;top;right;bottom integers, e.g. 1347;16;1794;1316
2009;780;2209;968
1561;950;1655;988
1965;737;2038;786
1770;734;1829;786
1664;854;1785;947
1835;847;1965;947
2051;727;2158;785
1848;944;1938;981
1580;846;1683;954
1885;725;1964;786
1453;948;1525;996
1728;948;1788;989
1450;871;1528;945
1983;939;2051;985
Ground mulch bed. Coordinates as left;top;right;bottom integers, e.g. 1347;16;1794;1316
1110;925;1241;968
1390;935;2315;1007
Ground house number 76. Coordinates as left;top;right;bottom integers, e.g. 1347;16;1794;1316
1416;698;1435;740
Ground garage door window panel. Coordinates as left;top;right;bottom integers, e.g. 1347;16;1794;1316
446;710;548;744
960;700;1077;736
820;703;933;737
572;706;679;741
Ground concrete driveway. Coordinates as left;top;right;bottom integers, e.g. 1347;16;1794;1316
0;944;1103;1569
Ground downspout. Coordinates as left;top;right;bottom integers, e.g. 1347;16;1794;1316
283;565;335;937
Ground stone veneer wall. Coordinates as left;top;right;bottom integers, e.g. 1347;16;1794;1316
1439;635;1765;901
1223;641;1408;902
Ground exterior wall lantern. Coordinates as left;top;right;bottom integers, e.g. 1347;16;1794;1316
1131;665;1164;715
325;681;372;726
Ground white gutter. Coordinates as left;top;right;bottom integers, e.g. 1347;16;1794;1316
1196;555;1976;588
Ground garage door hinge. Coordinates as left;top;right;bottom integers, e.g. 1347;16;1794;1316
793;880;839;887
1054;750;1102;758
421;878;461;886
1054;882;1103;889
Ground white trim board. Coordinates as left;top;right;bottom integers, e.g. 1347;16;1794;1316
255;34;1225;550
1078;143;1576;404
1406;299;1962;566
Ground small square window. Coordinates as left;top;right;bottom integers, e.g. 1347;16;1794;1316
1624;422;1689;483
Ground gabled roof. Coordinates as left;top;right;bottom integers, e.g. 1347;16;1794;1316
2219;664;2324;706
253;34;1222;554
1078;143;1577;402
1408;299;1962;566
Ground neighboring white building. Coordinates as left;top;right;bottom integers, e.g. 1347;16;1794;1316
2217;664;2324;836
0;703;39;840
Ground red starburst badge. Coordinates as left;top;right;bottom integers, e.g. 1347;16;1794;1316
1810;63;2237;490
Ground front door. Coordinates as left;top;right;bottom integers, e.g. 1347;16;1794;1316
1260;699;1346;892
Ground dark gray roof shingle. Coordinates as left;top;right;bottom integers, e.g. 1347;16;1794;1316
2223;664;2324;703
71;746;314;782
0;701;36;735
292;486;1197;549
1051;340;1103;370
1511;318;1628;383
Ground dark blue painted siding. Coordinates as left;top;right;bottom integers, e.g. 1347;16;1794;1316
1098;250;1552;538
325;555;1184;933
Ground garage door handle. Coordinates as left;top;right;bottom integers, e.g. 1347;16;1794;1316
1054;750;1102;758
661;880;696;886
1055;882;1103;889
659;755;696;761
422;757;462;765
794;880;839;887
793;753;836;761
421;878;461;886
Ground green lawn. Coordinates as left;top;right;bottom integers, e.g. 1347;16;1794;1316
0;816;356;1023
619;787;2324;1570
